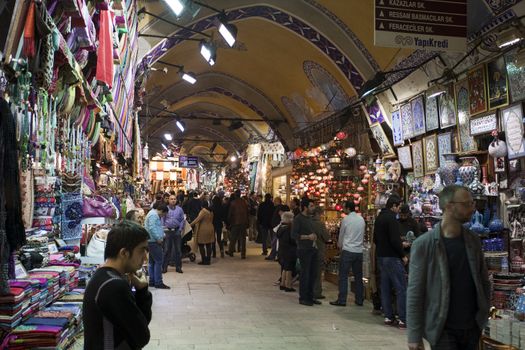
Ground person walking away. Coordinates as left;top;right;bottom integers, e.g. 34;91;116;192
190;201;215;265
144;202;170;289
257;194;274;256
248;191;259;241
407;185;490;350
227;190;249;258
312;206;331;300
330;201;366;307
184;191;202;223
291;198;320;306
374;195;406;327
290;197;301;217
83;222;152;349
267;197;286;260
211;195;226;258
162;195;185;273
277;211;296;292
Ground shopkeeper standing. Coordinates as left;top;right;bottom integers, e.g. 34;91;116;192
144;202;170;289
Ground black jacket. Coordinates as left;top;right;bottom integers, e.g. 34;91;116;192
374;208;405;258
257;200;274;228
212;203;227;230
183;198;202;222
83;267;152;350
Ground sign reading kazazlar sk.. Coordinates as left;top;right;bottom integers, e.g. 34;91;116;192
374;0;467;52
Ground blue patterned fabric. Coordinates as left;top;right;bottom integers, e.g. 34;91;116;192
61;192;83;241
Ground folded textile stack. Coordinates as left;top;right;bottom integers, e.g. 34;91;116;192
3;300;83;350
57;289;85;303
20;231;50;269
27;271;60;305
33;176;59;232
35;265;79;292
0;283;31;330
77;264;97;287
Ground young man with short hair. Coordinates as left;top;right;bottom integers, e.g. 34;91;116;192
83;222;152;349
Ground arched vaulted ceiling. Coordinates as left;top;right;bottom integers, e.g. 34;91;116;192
137;0;440;157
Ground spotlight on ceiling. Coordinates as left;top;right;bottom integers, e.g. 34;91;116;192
228;120;243;131
497;27;523;48
161;143;168;150
200;41;217;66
426;85;447;99
176;120;185;132
358;72;386;98
164;133;173;141
181;71;197;84
218;14;237;47
230;155;237;162
164;0;186;17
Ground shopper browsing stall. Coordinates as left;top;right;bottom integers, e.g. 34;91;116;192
144;202;170;289
83;222;152;350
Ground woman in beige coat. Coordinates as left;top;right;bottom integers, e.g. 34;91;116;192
190;201;215;265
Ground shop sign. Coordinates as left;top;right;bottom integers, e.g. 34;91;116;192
470;113;498;136
179;156;199;168
374;0;467;52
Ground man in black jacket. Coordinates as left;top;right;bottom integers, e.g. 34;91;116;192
83;221;152;350
257;194;274;256
373;194;408;329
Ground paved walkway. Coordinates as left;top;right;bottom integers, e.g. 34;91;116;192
145;242;409;350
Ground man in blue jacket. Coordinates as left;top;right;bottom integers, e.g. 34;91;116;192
407;185;490;350
144;202;170;289
162;195;185;274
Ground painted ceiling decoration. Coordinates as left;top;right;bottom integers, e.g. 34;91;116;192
303;60;351;112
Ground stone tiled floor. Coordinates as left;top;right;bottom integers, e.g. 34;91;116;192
145;242;409;350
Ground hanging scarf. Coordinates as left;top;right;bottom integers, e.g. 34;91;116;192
23;1;36;58
96;3;114;88
34;1;56;91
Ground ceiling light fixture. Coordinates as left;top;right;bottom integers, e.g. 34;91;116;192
427;84;447;99
157;61;197;84
176;120;185;132
200;41;217;66
162;143;168;150
164;133;173;141
163;0;186;17
497;27;523;48
218;20;237;47
230;155;237;162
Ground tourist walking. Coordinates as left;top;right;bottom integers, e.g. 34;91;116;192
211;195;227;258
248;191;259;241
144;202;170;289
277;211;296;292
227;190;249;259
407;185;490;350
330;201;366;307
312;206;331;300
190;201;215;265
257;194;274;256
162;195;184;274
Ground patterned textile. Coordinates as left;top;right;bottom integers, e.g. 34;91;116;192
61;192;83;241
19;170;34;230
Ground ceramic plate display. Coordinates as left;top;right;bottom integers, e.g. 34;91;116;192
438;83;456;129
467;65;487;115
502;104;525;159
412;140;424;178
391;109;403;146
505;49;525;103
370;122;395;158
486;56;509;109
411;95;426;137
423;134;439;174
437;132;453;167
397;145;412;169
425;94;440;131
455;79;477;152
400;103;414;140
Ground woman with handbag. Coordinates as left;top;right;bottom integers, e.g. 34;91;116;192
189;201;215;265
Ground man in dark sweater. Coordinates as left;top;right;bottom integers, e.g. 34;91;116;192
257;194;274;256
373;194;408;328
291;198;320;306
83;222;152;350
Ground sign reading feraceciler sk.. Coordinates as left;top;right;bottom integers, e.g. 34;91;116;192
374;0;467;52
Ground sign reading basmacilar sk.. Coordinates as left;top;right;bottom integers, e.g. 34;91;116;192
374;0;467;52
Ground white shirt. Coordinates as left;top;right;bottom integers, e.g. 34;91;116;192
338;212;366;253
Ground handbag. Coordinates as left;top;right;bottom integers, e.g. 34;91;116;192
83;196;116;218
86;231;106;258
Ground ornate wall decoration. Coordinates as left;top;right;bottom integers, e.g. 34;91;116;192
412;140;424;178
391;109;403;146
397;145;412;169
455;79;477;152
487;56;509;109
423;134;439;174
504;49;525;103
425;94;439;131
467;65;488;115
370;123;395;158
502;103;525;159
303;60;351;112
437;132;453;167
439;84;457;129
400;103;413;140
411;95;426;137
